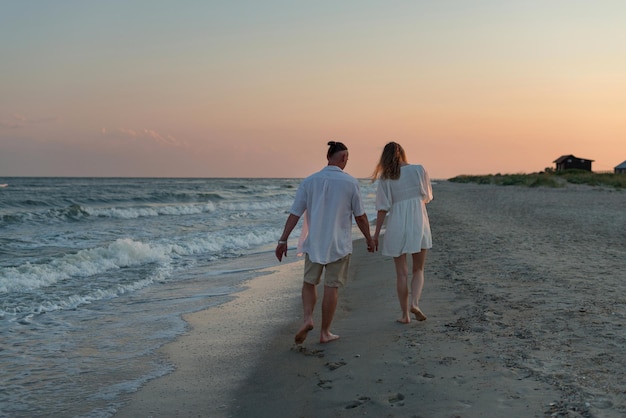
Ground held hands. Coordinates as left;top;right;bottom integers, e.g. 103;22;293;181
279;237;377;259
373;235;379;252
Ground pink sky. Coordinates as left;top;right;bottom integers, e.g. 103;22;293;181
2;1;625;179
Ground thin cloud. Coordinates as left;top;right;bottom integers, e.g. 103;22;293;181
0;120;21;129
0;113;57;129
0;114;27;129
102;127;188;147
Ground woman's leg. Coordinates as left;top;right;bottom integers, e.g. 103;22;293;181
393;254;410;323
410;250;428;320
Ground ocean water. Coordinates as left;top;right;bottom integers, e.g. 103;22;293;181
0;177;377;417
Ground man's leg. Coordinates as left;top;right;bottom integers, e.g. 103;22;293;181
320;285;339;343
295;282;317;344
319;255;349;343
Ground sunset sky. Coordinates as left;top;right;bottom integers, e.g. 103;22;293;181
2;1;625;179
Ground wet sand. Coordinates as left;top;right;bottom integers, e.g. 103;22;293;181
116;181;625;418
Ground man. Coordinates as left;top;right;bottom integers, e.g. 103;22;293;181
275;141;374;344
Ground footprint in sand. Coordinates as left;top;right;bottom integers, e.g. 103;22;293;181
317;379;333;390
388;393;405;406
325;361;347;370
345;396;370;409
291;345;325;357
438;356;457;365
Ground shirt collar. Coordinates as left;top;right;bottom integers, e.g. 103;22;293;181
324;165;344;173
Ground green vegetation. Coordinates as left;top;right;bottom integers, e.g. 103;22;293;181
449;169;626;189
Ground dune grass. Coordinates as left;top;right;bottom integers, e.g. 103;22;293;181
449;170;626;189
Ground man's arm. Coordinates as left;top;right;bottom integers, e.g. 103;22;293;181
354;213;375;252
275;213;300;261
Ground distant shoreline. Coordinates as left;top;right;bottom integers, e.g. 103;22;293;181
449;170;626;189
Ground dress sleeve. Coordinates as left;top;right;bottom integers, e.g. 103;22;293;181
420;166;433;204
375;179;391;211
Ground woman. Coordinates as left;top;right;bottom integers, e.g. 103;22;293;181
372;142;433;323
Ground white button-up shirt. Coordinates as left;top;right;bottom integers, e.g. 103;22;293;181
290;165;366;264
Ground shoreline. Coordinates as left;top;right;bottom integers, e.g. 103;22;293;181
114;257;305;417
116;182;625;417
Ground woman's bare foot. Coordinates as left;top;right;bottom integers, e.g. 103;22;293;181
396;316;411;324
320;331;339;344
295;322;314;344
411;307;427;321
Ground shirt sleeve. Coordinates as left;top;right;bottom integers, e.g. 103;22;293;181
351;182;366;217
290;183;307;216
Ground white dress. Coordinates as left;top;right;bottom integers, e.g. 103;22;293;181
375;164;433;257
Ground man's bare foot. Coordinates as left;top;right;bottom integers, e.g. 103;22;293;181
411;307;427;321
320;331;339;344
295;322;314;344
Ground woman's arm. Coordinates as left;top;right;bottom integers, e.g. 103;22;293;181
373;210;388;251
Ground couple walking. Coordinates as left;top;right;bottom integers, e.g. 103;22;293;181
275;141;433;344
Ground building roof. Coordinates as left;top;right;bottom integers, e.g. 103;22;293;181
553;154;595;163
615;160;626;169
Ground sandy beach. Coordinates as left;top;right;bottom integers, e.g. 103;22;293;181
116;181;625;418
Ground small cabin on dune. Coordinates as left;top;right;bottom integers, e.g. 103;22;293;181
553;155;594;172
615;161;626;174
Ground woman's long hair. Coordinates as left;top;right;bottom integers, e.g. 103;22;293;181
371;142;407;181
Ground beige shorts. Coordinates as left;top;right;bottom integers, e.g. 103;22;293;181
303;254;351;288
